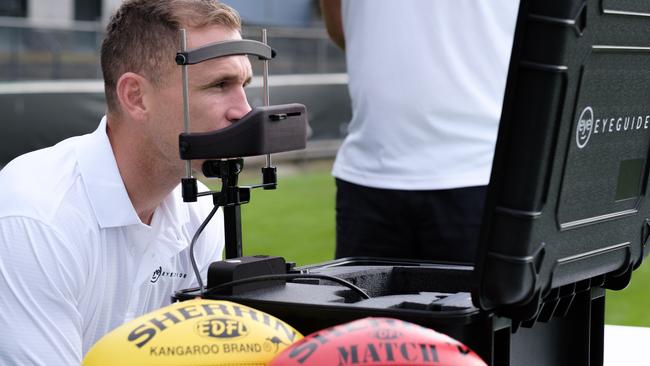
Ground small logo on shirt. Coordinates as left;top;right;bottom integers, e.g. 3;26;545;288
150;266;188;283
151;266;162;283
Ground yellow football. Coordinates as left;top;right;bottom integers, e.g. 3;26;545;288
83;299;303;366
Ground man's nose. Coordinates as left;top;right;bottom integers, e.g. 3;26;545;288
225;87;252;122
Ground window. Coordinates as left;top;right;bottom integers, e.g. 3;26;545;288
75;0;101;21
0;0;27;17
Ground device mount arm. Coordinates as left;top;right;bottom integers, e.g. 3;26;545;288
175;39;275;65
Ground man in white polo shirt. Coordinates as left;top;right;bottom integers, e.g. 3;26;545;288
0;0;252;364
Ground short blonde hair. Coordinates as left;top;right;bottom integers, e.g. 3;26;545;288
100;0;242;112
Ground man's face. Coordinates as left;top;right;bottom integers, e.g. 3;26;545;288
146;25;253;176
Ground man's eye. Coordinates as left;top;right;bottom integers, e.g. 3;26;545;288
213;82;226;89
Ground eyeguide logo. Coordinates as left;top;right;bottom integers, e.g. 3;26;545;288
150;266;162;283
196;318;249;339
576;106;594;149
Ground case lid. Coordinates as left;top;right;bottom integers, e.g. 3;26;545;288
472;0;650;321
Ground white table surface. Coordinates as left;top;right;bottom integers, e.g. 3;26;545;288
604;325;650;365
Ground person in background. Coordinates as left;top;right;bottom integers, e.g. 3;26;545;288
320;0;519;262
0;0;253;364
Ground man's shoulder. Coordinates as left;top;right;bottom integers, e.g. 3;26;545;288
0;136;90;224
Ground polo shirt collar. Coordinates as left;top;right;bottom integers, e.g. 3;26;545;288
75;117;140;228
75;117;190;230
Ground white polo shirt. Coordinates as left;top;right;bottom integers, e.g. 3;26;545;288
333;0;519;190
0;117;224;365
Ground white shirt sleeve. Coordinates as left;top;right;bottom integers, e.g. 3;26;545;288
0;216;83;365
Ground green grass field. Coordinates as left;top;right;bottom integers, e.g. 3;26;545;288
241;169;336;264
230;163;650;327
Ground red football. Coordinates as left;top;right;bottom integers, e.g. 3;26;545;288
269;317;487;366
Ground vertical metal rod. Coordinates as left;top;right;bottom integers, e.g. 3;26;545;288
180;29;192;178
262;29;272;167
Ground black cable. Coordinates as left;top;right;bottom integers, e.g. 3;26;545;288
202;273;371;299
190;204;220;294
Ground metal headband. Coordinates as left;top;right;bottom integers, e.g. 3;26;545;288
175;39;275;65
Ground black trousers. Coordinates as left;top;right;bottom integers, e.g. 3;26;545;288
335;178;487;263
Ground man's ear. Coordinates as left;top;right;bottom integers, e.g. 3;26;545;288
115;72;149;121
